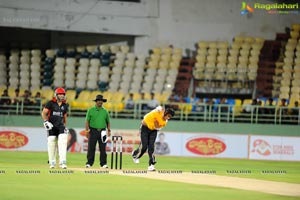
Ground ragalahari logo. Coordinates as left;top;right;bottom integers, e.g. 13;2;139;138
186;137;226;155
0;131;29;148
251;139;271;156
241;2;254;15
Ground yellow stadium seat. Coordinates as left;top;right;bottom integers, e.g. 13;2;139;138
102;91;114;102
66;90;77;102
71;101;93;110
208;42;217;49
71;90;92;110
234;36;244;43
0;87;5;97
76;90;92;101
233;99;243;116
243;99;253;106
290;31;299;39
154;93;162;104
160;93;171;103
113;92;125;102
8;87;17;98
197;41;209;49
245;36;255;44
184;103;193;114
89;91;102;100
132;93;141;101
114;102;125;112
292;24;300;31
254;37;265;44
162;47;173;55
143;93;151;100
104;102;113;111
41;89;54;104
152;47;161;55
217;41;229;49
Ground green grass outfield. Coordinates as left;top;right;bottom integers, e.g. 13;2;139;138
0;151;299;200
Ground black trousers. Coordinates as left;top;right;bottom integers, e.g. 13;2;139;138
86;128;107;166
133;125;157;165
48;125;65;137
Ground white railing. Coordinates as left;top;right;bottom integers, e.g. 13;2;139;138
0;97;299;125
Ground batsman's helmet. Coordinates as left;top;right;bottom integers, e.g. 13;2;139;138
164;108;175;117
55;87;66;95
54;87;66;101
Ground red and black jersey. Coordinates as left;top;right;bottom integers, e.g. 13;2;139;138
44;98;69;128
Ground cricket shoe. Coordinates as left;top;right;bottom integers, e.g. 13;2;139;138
85;164;91;168
60;164;67;169
132;158;140;164
101;164;108;169
49;161;56;169
132;150;140;164
148;164;155;171
60;160;67;169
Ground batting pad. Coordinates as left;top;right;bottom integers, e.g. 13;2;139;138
48;136;57;165
58;134;68;164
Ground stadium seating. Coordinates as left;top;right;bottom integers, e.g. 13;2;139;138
0;41;181;110
70;90;92;110
4;26;300;118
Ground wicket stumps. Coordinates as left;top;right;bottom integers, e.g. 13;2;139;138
110;136;123;169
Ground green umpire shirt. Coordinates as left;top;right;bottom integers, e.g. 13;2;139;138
86;106;110;129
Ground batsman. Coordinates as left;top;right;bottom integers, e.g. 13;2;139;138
41;87;69;169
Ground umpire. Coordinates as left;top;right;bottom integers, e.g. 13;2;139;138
85;95;111;168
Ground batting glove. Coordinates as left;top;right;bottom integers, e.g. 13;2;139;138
155;106;163;112
43;120;53;130
64;128;69;134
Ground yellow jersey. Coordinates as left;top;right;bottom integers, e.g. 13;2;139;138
143;107;168;130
